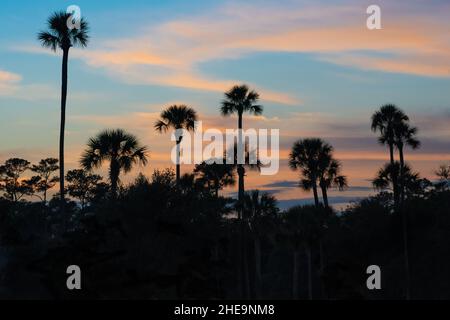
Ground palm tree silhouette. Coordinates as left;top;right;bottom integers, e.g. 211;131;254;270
372;106;418;300
371;104;408;209
372;160;419;300
373;162;421;196
155;105;198;184
80;129;148;198
394;122;420;204
38;11;89;214
242;190;278;299
194;160;236;197
319;159;347;208
289;138;332;207
220;84;263;209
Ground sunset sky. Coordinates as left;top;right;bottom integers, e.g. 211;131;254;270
1;0;449;208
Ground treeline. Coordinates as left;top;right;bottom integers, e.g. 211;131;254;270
1;155;449;299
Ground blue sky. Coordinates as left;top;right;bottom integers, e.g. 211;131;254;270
1;0;449;206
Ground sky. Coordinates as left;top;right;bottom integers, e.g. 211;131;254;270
1;0;449;209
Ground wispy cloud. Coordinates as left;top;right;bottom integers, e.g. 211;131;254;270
14;1;450;105
0;69;21;95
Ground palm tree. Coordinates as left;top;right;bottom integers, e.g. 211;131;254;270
394;122;420;204
289;138;332;207
371;104;408;209
318;159;348;208
372;160;421;300
155;105;198;184
38;11;89;213
220;84;263;207
284;205;322;300
242;190;278;299
223;142;262;299
80;129;148;198
372;162;423;198
194;160;236;197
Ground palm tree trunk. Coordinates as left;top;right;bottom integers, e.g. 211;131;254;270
59;48;69;216
237;113;245;216
398;145;411;299
254;235;262;299
399;144;405;204
110;158;120;199
176;140;181;185
306;245;313;300
318;186;328;298
320;185;329;208
236;112;248;298
312;183;320;208
293;248;300;299
389;142;399;210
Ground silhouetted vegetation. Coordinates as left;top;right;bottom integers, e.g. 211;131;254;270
1;152;449;299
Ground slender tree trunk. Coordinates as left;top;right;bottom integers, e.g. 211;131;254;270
312;183;320;208
320;184;329;208
306;245;313;300
399;144;405;204
389;142;399;210
236;113;247;298
59;48;69;217
319;184;328;298
254;235;262;299
293;249;300;299
389;142;395;165
398;145;411;299
176;140;181;185
237;113;245;216
110;158;120;199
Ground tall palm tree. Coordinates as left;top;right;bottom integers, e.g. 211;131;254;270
289;138;332;207
155;105;198;184
194;160;236;197
242;190;278;299
371;104;408;209
38;11;89;213
372;160;420;300
395;123;420;300
80;129;148;198
220;85;263;207
372;109;419;300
